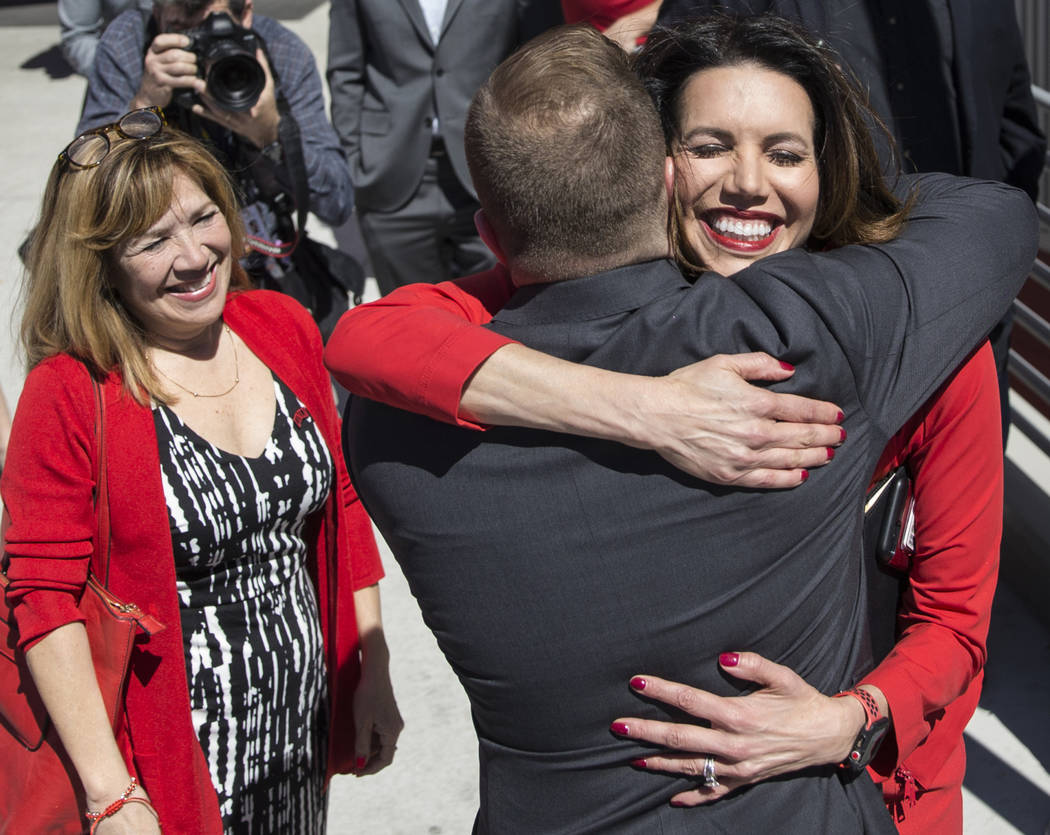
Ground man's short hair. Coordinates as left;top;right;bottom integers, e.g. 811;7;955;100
154;0;248;19
465;25;668;281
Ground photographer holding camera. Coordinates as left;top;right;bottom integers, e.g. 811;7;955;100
78;0;357;337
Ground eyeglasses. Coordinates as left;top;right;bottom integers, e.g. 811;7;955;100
58;107;166;170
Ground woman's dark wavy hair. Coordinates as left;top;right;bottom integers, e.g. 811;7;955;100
633;13;909;268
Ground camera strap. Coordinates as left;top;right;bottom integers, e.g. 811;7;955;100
236;43;310;260
250;42;307;243
275;89;311;244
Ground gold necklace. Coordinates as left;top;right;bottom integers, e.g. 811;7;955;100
154;323;240;398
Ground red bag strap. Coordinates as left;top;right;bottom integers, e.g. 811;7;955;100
0;508;10;578
86;371;164;636
90;373;112;589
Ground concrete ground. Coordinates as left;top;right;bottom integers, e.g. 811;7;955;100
0;3;1047;833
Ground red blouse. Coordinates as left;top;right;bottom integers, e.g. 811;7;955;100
861;343;1001;833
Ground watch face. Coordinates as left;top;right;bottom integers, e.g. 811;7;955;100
846;716;891;772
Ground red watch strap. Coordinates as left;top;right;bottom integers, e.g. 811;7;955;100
834;687;881;729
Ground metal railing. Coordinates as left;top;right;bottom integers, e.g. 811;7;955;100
999;0;1050;629
1017;0;1050;204
1005;85;1050;452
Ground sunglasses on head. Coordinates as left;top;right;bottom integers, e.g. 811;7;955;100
58;107;167;170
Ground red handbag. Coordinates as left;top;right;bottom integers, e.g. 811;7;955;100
0;374;163;833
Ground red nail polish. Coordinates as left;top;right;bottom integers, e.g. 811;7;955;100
719;652;739;667
610;722;630;736
800;470;809;482
826;447;835;460
630;676;647;691
355;756;367;770
839;427;847;442
779;360;794;371
835;410;845;423
630;758;648;769
670;799;687;808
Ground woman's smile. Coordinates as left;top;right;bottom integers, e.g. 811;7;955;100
163;263;219;300
702;209;781;252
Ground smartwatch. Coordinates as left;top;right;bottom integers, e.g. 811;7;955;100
833;687;889;772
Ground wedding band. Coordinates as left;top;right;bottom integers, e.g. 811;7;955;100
702;756;720;788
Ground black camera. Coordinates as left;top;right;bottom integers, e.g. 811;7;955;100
176;12;265;112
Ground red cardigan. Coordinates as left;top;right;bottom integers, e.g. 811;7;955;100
3;290;383;833
324;271;1000;834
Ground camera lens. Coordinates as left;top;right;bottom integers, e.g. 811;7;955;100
207;52;265;111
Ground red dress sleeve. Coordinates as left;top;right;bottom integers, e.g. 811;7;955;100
860;343;1001;771
324;266;516;428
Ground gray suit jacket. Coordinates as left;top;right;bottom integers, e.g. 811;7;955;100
346;174;1037;832
326;0;559;212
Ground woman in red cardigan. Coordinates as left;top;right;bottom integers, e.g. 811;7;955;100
1;114;401;833
324;16;1001;833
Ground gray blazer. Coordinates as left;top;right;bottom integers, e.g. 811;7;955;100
326;0;559;212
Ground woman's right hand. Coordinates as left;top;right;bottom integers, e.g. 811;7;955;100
636;353;845;487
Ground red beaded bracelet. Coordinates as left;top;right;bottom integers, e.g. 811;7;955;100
86;776;160;833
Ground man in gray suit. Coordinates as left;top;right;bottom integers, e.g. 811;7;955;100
343;26;1035;833
326;0;558;295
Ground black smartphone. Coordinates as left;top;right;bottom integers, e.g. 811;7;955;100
864;466;915;569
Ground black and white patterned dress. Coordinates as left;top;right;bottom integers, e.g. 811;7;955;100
154;376;333;834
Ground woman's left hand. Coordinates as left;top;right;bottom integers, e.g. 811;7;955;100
351;640;404;776
610;652;868;805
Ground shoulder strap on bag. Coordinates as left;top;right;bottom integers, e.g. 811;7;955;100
85;370;164;635
89;373;112;589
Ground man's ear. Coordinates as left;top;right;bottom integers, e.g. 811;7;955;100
664;156;675;202
240;0;253;28
474;209;507;264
